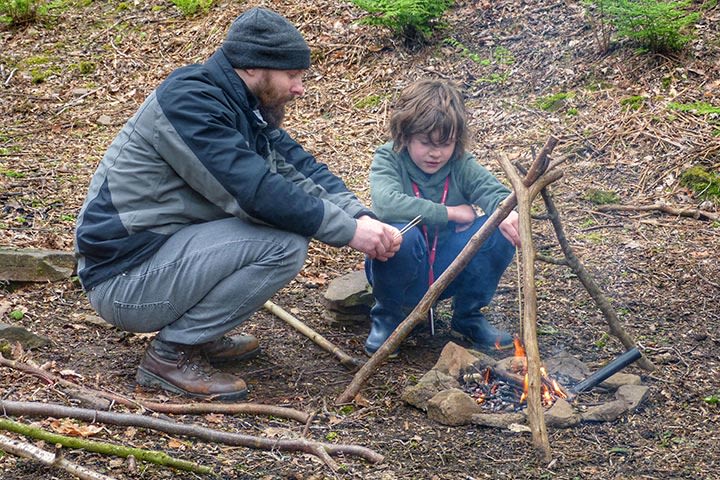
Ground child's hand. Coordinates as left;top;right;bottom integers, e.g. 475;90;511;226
499;210;521;247
446;204;476;225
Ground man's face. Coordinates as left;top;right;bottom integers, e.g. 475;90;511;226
255;69;305;129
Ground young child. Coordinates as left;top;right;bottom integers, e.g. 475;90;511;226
364;78;520;357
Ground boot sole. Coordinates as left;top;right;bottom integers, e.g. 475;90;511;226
364;346;399;359
207;346;261;367
135;368;248;401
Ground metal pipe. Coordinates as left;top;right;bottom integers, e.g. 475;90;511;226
570;347;642;394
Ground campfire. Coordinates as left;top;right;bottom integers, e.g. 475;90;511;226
462;337;569;411
401;342;650;429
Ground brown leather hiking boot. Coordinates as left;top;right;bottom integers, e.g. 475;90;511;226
201;335;260;366
136;344;247;401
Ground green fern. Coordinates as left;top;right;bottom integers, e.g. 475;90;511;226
0;0;47;25
587;0;699;53
351;0;453;44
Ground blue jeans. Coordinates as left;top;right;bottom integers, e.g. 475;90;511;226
365;216;515;314
87;217;308;346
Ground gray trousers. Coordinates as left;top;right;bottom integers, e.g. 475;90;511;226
88;217;308;346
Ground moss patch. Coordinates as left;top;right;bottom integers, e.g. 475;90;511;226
680;166;720;203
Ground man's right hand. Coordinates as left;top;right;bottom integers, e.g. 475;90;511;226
349;215;401;261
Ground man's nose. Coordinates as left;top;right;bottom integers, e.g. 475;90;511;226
290;80;305;97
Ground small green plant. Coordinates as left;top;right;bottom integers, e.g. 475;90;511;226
60;214;76;222
0;168;25;178
594;332;610;348
338;405;354;415
351;0;453;45
620;95;646;110
325;431;338;441
76;61;96;75
444;37;482;63
704;394;719;405
171;0;212;16
354;94;384;109
667;100;720;115
0;0;48;25
535;92;574;112
585;0;700;53
679;165;720;203
583;188;620;205
10;310;24;321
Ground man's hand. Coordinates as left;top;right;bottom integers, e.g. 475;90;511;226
499;210;521;247
349;215;401;261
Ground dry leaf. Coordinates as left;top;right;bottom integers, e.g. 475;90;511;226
50;418;104;437
167;438;186;450
204;413;225;424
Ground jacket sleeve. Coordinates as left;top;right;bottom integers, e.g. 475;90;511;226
370;144;449;226
457;155;511;214
154;75;358;246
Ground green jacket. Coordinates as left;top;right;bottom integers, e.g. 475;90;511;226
370;141;510;242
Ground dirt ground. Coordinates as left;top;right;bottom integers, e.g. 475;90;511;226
1;0;719;478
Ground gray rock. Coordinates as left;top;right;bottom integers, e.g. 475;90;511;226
600;372;642;390
427;388;482;426
402;370;459;411
581;399;628;422
0;322;51;349
544;351;591;383
0;248;76;282
615;384;650;412
433;341;491;378
544;398;581;428
322;270;374;315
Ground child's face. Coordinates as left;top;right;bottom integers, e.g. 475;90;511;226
407;133;456;175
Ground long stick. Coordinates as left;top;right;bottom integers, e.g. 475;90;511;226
263;300;364;371
0;400;384;466
498;136;560;462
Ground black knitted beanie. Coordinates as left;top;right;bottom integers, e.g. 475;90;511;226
221;7;311;70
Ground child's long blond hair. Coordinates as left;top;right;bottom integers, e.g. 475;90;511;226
389;79;469;155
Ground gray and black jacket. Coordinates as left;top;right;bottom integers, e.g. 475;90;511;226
75;50;372;290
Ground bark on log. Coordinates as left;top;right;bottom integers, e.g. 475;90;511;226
596;203;719;222
498;136;560;462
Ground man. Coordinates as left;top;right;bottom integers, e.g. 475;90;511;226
75;7;401;401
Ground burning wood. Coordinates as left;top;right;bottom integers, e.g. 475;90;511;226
462;337;569;411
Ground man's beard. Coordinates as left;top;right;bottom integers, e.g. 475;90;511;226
258;103;285;129
255;73;291;129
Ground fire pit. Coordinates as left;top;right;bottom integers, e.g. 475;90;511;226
401;342;650;429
